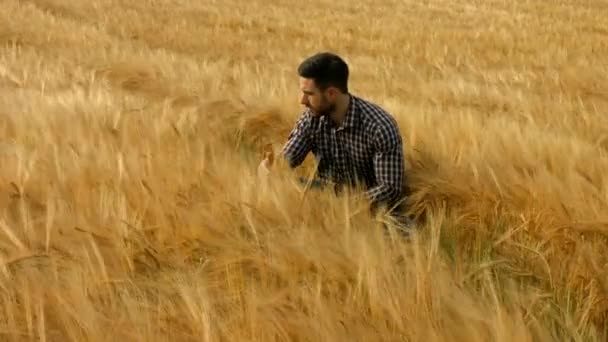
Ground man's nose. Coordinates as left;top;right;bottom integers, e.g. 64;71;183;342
300;95;308;106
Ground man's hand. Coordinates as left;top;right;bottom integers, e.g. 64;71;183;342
257;144;275;180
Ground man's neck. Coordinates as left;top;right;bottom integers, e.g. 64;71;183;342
329;93;351;127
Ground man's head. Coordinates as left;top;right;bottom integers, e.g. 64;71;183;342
297;52;349;117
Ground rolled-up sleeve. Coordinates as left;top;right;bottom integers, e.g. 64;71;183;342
281;112;314;168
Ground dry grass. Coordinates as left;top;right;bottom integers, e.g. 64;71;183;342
1;0;608;340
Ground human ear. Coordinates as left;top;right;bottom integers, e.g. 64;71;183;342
326;87;338;100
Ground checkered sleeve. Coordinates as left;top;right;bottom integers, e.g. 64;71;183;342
280;111;314;168
365;121;405;209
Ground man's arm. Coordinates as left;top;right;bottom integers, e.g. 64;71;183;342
280;111;314;168
365;123;405;211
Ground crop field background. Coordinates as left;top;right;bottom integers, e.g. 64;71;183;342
1;0;608;340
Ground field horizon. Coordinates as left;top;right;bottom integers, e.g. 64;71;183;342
2;0;608;340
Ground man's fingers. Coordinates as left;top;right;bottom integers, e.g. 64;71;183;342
257;160;272;183
264;152;274;165
258;144;275;181
263;144;275;165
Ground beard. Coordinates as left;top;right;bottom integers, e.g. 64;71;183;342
308;98;336;118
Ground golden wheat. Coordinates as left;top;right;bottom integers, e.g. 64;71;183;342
1;0;608;340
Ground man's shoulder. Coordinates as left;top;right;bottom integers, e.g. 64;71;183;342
292;108;322;134
354;95;400;132
295;108;318;124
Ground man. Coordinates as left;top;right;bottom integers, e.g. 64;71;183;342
259;52;412;230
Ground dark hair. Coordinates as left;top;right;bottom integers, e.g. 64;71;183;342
297;52;349;93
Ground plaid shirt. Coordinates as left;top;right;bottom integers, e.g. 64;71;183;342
281;94;406;210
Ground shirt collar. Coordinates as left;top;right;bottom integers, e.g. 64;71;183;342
338;94;358;130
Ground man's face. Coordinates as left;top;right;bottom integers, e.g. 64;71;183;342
299;77;336;117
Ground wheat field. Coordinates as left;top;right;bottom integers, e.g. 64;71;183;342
1;0;608;340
